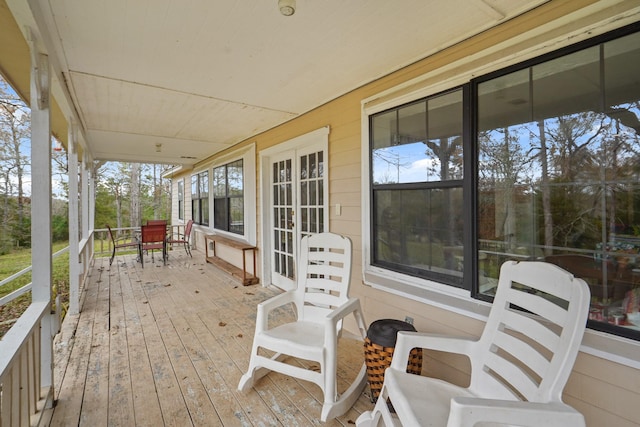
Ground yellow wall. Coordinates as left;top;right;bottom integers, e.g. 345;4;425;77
171;1;640;425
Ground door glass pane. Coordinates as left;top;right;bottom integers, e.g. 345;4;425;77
273;158;295;280
301;208;308;233
310;153;316;179
310;181;316;205
299;151;325;242
301;181;307;205
301;156;308;179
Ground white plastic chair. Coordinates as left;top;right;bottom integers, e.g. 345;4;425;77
357;260;590;427
238;232;368;421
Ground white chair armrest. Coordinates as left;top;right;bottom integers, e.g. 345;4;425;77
325;297;361;323
448;397;586;427
390;331;477;371
256;291;296;332
324;297;367;340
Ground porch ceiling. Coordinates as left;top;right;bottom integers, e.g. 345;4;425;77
2;0;548;166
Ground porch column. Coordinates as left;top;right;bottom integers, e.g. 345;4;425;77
81;157;90;241
89;161;96;244
29;42;54;398
68;122;80;315
78;157;91;284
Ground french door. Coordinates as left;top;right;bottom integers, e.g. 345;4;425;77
270;147;327;290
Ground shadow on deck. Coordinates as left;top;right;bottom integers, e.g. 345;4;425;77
45;249;372;426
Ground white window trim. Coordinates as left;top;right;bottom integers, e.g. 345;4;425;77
177;178;185;222
207;144;257;245
360;13;640;369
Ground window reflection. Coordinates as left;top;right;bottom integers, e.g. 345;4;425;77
477;31;640;335
372;91;463;184
370;88;465;287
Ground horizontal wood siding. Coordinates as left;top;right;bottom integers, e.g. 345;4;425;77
166;1;640;425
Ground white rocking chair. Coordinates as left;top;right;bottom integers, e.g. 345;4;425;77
238;232;368;422
357;260;590;427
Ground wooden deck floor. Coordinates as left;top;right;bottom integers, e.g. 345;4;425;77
45;250;373;426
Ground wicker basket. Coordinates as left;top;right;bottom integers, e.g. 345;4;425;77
364;320;423;403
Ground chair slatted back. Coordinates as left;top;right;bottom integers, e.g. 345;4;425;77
294;233;352;325
471;261;590;402
141;224;166;249
183;219;194;241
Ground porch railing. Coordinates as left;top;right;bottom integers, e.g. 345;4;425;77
0;230;95;426
0;301;51;427
93;225;186;257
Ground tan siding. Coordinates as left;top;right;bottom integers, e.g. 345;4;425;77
167;2;640;425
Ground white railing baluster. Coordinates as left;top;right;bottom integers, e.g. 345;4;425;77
0;302;50;426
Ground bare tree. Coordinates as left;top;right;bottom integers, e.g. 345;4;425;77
0;80;30;248
537;120;553;255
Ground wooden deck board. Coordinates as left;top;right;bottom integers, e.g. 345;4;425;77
46;250;374;426
120;263;165;427
107;262;136;426
79;263;112;426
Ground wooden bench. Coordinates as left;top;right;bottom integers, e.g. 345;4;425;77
204;234;259;286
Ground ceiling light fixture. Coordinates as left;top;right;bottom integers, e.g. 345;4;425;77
155;143;162;153
279;0;295;16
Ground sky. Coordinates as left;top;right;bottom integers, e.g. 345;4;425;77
0;75;67;200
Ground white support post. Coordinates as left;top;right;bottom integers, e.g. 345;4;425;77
29;42;54;401
89;162;96;249
68;122;80;315
81;158;90;240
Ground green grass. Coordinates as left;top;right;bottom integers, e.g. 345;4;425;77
0;242;70;337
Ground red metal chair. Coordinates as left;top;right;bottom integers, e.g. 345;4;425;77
139;224;167;267
167;219;194;257
106;224;139;266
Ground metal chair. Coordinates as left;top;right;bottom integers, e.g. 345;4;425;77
356;260;590;427
106;224;139;266
139;223;167;267
238;232;368;422
166;219;193;257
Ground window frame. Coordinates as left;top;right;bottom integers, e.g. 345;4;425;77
191;170;209;226
368;86;470;289
361;21;640;362
213;159;244;235
209;144;257;244
470;25;640;342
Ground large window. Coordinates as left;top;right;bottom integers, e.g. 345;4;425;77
370;89;465;287
476;29;640;339
213;160;244;235
191;171;209;225
368;24;640;341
